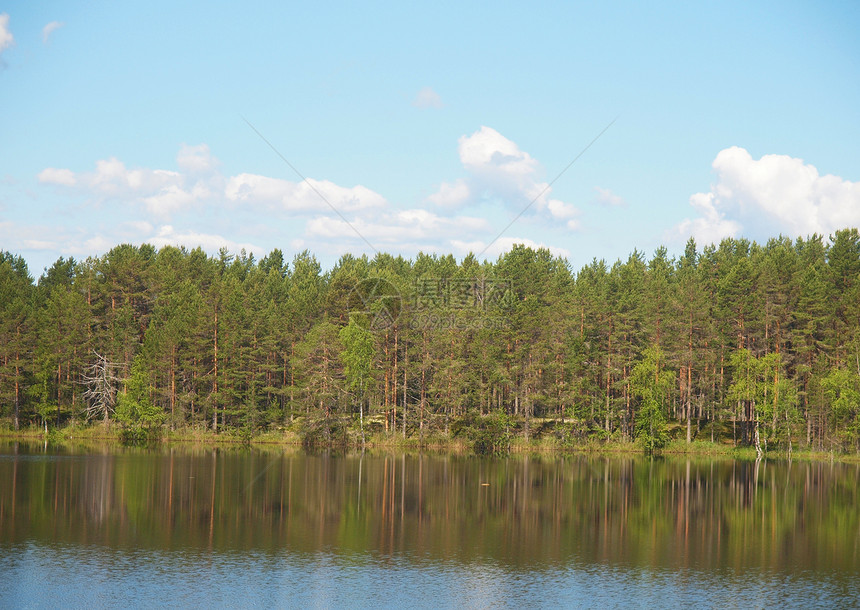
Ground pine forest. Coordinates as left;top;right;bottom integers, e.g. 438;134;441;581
2;229;860;453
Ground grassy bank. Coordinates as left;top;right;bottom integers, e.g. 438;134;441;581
0;416;856;462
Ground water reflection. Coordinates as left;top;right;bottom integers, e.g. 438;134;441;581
1;443;859;577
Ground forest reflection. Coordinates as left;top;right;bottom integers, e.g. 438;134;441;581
2;444;859;573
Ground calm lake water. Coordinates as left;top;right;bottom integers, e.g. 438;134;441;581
1;443;858;608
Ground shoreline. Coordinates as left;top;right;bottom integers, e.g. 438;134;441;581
1;424;857;463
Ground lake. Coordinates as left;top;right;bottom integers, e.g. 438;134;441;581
1;442;858;608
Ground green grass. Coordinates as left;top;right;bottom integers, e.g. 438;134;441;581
2;415;860;463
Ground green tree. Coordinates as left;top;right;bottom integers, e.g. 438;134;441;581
0;252;35;429
821;367;860;450
630;347;674;451
116;354;164;443
340;318;375;445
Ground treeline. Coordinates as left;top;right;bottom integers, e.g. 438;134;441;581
1;230;859;450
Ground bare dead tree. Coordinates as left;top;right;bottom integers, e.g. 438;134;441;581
82;351;123;423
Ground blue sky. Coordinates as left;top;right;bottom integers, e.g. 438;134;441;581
1;1;859;276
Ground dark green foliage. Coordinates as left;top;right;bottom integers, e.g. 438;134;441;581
630;347;673;452
299;415;350;449
452;411;514;455
115;355;164;445
3;231;860;453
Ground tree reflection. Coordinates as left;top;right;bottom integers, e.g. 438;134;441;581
1;444;859;575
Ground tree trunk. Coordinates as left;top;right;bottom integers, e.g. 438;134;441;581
402;339;408;438
213;310;218;432
393;326;398;433
359;380;366;449
13;351;20;431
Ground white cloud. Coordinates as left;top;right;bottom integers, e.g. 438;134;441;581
39;149;216;219
412;86;443;109
226;173;386;212
87;157;182;196
0;13;14;64
594;186;625;207
38;167;76;186
19;237;58;250
42;21;64;44
458;126;539;184
147;225;264;257
57;228;133;260
0;211;264;274
142;183;201;217
306;209;487;243
81;235;113;253
426;179;470;207
426;126;580;229
674;146;860;245
0;219;66;257
37;142;392;259
300;207;577;263
673;191;742;246
176;143;218;174
546;198;580;229
123;220;153;234
31;134;577;268
451;236;571;259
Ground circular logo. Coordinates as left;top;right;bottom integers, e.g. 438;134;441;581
347;277;402;330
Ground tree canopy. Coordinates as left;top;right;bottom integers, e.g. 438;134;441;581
2;231;860;451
